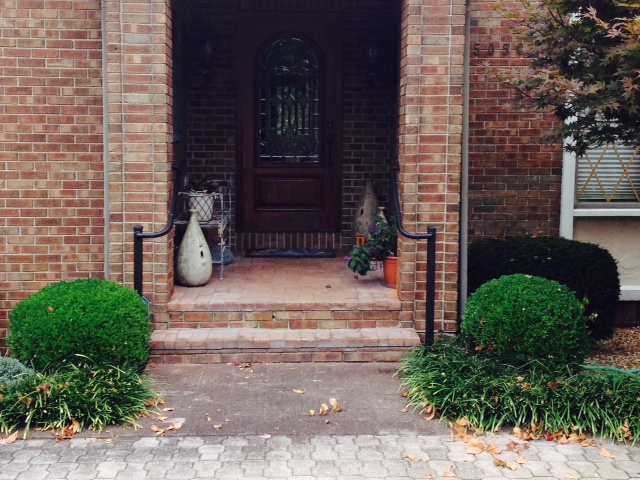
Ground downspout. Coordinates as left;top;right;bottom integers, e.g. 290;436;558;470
459;0;471;320
101;0;111;279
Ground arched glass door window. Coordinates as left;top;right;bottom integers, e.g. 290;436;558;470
259;37;320;163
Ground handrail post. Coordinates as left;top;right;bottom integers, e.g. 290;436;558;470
133;226;144;296
132;165;183;298
390;166;438;345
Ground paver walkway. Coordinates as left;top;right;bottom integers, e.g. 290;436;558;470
2;363;639;479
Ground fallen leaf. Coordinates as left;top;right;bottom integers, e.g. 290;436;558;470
401;407;409;413
516;455;528;464
153;416;168;421
0;431;18;446
443;466;457;478
292;389;306;394
466;438;485;455
162;407;175;412
493;458;506;467
404;454;418;461
213;424;222;430
167;423;182;431
486;443;501;455
324;419;331;424
329;398;342;413
319;403;329;415
505;462;518;471
599;447;615;459
150;425;165;436
401;391;409;397
207;416;212;422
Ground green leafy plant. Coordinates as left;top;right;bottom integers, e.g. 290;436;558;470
8;279;151;373
397;336;640;442
468;236;619;340
0;356;34;391
0;360;159;436
462;274;591;369
494;0;640;155
345;214;397;276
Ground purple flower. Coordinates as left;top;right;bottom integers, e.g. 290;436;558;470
370;247;377;254
344;255;351;263
369;223;378;234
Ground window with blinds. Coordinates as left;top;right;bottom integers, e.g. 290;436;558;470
576;143;640;202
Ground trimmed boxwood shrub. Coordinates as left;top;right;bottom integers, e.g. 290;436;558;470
8;279;150;373
468;236;620;340
461;274;590;369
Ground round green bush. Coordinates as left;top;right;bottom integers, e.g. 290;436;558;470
461;274;590;368
468;236;620;340
8;279;150;373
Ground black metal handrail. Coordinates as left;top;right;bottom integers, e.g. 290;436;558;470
390;165;438;345
133;165;183;297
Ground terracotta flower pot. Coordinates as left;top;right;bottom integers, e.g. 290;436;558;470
383;256;397;288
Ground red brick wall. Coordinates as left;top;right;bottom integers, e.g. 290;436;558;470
104;0;174;325
0;0;105;351
397;0;465;333
468;1;563;241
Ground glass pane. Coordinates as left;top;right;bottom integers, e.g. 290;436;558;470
576;144;640;202
259;37;320;163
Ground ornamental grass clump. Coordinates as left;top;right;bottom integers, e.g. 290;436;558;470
461;274;590;370
8;279;151;373
397;337;640;442
0;360;159;436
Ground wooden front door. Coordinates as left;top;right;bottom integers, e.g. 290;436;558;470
237;14;343;232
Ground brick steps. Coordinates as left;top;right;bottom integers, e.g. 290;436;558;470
149;328;421;364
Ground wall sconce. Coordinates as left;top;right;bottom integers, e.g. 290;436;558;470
364;35;383;77
191;36;217;88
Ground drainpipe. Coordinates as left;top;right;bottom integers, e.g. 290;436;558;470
101;0;111;279
459;0;472;321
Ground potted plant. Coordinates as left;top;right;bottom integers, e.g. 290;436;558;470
345;214;398;287
183;176;227;222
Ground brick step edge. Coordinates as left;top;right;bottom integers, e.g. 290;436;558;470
149;328;421;364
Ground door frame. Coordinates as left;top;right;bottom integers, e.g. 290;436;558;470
235;13;343;233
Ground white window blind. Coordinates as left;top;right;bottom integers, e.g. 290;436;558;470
576;143;640;202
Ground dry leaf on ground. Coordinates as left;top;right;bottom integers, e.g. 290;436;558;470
466;438;486;455
599;447;615;459
292;389;306;394
443;466;457;478
404;454;418;461
516;455;528;464
0;431;18;446
486;443;501;455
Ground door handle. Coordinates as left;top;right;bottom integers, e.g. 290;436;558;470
326;133;334;167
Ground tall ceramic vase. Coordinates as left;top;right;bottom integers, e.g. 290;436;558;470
176;209;212;286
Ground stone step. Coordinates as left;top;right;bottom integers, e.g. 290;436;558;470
150;328;421;364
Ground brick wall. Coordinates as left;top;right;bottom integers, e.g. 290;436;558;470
0;0;105;351
104;0;174;326
397;0;465;333
468;1;563;241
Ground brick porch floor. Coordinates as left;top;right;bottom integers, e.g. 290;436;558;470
151;256;420;363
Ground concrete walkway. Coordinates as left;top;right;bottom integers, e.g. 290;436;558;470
2;363;639;479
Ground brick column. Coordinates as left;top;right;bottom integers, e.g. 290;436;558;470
397;0;464;334
105;0;173;326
